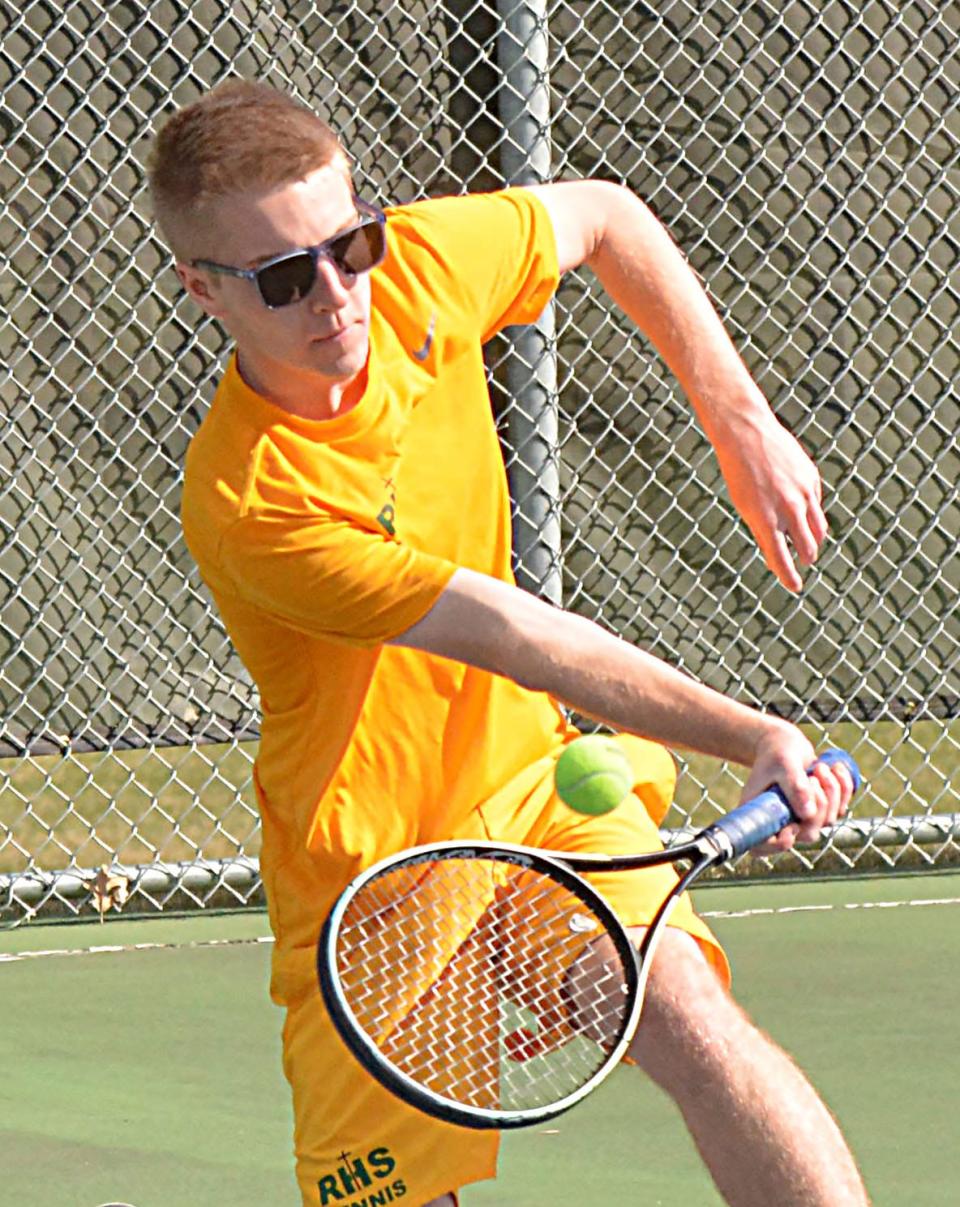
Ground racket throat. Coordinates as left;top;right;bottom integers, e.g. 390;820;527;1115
635;850;719;975
697;826;742;863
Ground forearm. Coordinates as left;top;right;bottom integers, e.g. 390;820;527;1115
532;179;827;592
394;569;786;767
582;184;770;443
499;593;780;766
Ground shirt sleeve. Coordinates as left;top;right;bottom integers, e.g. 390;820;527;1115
217;511;458;648
380;189;560;344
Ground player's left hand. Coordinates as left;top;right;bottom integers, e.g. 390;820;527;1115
743;725;856;853
713;413;828;593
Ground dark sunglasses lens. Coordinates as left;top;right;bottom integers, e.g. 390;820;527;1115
257;253;316;307
330;219;385;275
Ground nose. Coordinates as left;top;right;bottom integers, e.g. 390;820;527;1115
308;254;352;310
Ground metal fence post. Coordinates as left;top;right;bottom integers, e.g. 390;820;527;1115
496;0;562;605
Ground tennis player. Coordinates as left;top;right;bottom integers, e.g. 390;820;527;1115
149;81;869;1207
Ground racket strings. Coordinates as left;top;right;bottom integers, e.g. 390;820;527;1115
334;855;634;1111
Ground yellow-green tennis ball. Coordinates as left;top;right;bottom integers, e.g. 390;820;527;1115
555;735;633;816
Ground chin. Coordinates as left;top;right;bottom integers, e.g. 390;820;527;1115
308;331;369;378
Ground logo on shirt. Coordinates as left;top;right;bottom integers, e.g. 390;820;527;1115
317;1146;407;1205
411;312;436;362
376;477;397;536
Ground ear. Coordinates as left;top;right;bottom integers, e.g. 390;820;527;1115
175;262;228;318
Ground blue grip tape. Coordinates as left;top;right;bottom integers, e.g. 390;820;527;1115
707;749;861;859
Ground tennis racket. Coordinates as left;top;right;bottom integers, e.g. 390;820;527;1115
317;748;859;1129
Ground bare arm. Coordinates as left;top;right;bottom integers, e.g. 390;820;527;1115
528;180;828;593
391;569;853;846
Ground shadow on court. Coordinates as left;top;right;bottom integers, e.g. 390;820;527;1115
2;875;958;1206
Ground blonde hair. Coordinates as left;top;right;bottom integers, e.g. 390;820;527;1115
148;79;348;252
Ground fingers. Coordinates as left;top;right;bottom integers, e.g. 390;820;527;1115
759;822;800;854
720;419;830;591
760;494;830;592
753;755;855;855
764;529;804;594
808;759;854;832
791;495;829;566
808;493;829;544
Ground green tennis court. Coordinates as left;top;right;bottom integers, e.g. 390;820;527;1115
4;872;957;1206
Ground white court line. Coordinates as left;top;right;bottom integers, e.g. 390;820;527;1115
2;896;960;964
702;896;960;920
0;933;276;964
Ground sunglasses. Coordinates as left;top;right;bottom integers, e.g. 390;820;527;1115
190;199;387;309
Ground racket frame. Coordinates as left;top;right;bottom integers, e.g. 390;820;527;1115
318;841;656;1128
317;749;860;1129
317;836;726;1129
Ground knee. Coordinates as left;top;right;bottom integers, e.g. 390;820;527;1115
627;927;750;1092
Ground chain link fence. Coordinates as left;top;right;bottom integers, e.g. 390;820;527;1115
1;0;958;923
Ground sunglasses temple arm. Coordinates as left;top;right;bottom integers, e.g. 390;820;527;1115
190;259;255;281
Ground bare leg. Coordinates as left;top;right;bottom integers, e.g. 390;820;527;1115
421;1195;457;1206
627;928;870;1207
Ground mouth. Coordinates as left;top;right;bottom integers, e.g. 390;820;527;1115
312;320;359;345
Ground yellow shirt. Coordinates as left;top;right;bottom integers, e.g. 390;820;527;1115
182;190;575;991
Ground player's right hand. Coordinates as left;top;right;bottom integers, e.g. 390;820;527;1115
743;724;855;852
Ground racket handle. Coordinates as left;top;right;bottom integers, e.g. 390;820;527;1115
705;749;861;859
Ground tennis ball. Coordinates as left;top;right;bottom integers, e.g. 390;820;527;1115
555;735;633;816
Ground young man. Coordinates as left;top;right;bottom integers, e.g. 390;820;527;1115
149;81;869;1207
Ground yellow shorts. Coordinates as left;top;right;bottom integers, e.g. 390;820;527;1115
282;735;729;1206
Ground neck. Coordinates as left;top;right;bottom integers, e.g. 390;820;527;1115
236;350;366;421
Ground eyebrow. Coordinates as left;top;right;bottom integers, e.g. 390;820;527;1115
245;209;363;269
